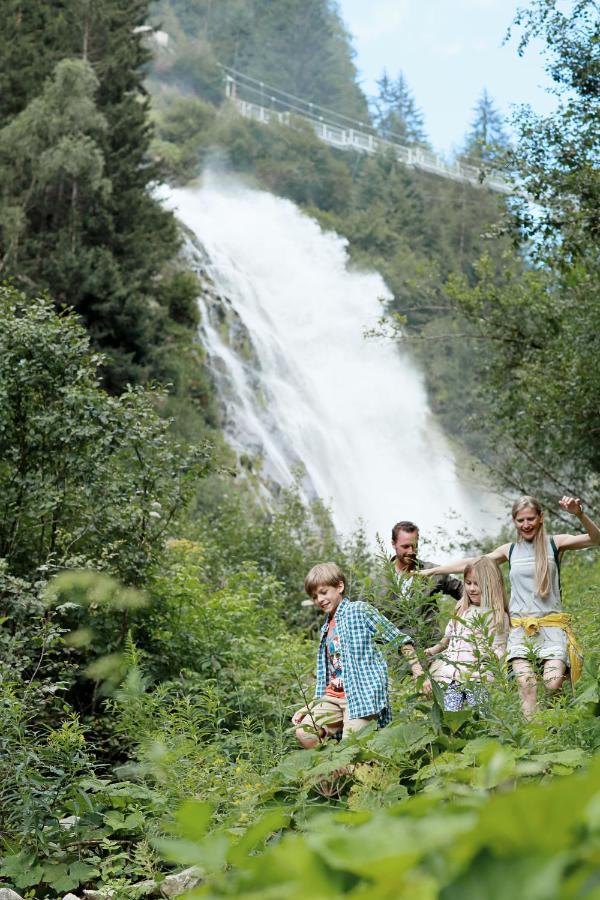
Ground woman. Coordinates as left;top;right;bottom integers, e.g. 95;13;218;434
421;496;600;718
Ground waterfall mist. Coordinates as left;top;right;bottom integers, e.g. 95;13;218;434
166;176;500;547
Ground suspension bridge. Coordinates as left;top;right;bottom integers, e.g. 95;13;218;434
222;65;512;195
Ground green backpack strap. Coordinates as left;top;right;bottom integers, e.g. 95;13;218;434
508;543;515;569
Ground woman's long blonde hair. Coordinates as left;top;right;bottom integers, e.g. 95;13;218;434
512;495;551;597
456;556;508;632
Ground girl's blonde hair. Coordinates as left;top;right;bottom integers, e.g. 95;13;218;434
511;495;550;597
457;556;508;631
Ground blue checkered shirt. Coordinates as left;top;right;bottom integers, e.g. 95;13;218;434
315;598;412;727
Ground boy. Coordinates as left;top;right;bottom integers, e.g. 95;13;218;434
292;562;428;748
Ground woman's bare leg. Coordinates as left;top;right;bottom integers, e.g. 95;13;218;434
542;658;567;695
511;658;538;719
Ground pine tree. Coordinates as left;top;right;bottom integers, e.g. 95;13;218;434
462;88;510;163
0;58;109;270
152;0;370;122
0;0;182;391
372;70;428;146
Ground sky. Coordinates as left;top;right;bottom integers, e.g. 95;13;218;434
337;0;557;156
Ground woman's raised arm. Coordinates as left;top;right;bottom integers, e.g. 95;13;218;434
554;496;600;551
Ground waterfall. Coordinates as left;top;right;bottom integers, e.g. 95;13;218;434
166;176;500;546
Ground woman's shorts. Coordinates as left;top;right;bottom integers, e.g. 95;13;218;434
506;624;569;665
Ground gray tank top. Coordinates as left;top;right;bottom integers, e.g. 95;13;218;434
509;537;561;615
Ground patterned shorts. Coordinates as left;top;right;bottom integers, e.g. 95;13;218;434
443;681;489;712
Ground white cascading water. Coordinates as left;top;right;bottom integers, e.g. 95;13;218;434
166;176;500;546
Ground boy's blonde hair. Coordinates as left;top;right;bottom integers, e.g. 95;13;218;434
304;562;346;596
457;556;508;632
512;495;550;597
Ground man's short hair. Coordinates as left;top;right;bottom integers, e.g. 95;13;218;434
391;521;420;542
304;562;346;596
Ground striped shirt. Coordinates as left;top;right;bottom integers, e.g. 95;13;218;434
315;598;412;726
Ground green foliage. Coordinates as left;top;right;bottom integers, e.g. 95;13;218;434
0;0;200;392
1;5;599;898
442;1;600;497
461;88;511;163
184;471;372;629
371;70;429;146
0;290;213;897
150;0;369;122
203;109;355;215
0;284;211;756
445;250;600;500
0;675;167;896
150;97;217;184
0;58;109;261
1;493;599;898
158;723;600;898
0;287;211;584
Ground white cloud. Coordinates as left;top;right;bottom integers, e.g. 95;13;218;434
343;0;411;43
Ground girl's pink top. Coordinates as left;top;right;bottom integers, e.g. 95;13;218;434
429;606;509;684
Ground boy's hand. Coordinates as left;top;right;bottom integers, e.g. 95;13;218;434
424;646;436;657
292;711;305;725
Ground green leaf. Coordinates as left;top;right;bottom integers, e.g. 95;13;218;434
475;760;600;854
43;862;76;893
68;860;100;883
442;851;567;900
269;748;319;783
368;722;433;758
228;809;291;866
175;800;213;842
442;709;473;733
308;745;358;781
305;811;476;878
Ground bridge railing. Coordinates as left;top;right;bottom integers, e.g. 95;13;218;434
226;72;513;195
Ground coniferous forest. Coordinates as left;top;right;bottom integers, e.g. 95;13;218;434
0;1;599;897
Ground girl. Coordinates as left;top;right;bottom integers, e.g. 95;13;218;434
425;556;509;711
421;496;600;718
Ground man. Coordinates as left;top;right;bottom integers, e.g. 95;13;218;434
389;520;463;644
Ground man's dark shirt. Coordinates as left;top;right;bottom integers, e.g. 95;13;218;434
390;556;463;644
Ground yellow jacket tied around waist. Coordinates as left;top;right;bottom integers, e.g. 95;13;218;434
510;613;583;685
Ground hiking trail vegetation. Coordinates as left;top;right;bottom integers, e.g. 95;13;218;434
0;0;599;896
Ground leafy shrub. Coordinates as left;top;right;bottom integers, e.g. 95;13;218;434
0;286;211;586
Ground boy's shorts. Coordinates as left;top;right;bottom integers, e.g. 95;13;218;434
295;695;376;740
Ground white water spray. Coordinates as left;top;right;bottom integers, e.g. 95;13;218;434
166;176;500;546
